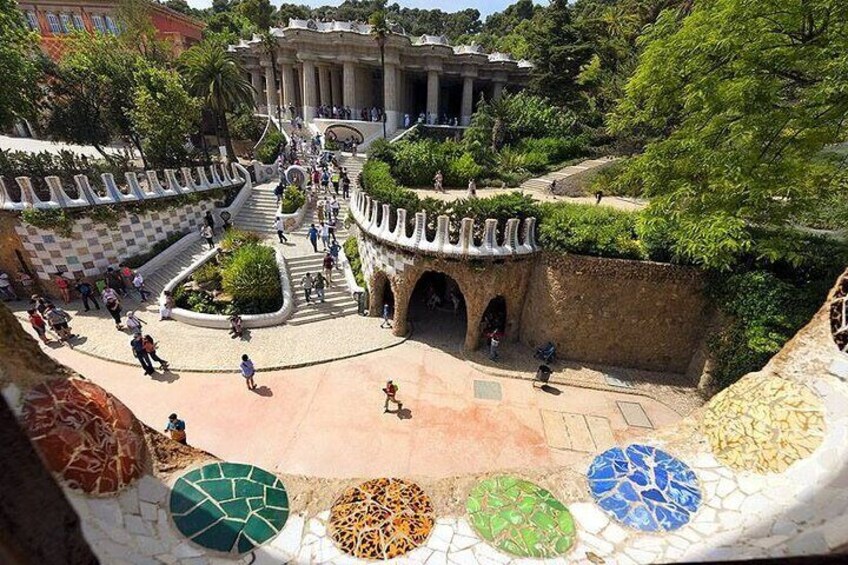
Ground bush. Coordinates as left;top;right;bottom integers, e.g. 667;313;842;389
391;139;473;187
280;185;305;214
538;202;646;260
446;152;484;187
367;138;396;166
193;261;222;288
219;229;261;252
343;237;365;288
228;110;264;142
255;131;287;164
221;244;282;312
516;136;589;165
361;159;420;214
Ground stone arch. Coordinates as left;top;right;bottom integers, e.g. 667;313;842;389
480;295;507;338
369;270;396;320
325;124;364;145
405;270;471;349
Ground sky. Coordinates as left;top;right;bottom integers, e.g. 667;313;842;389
184;1;542;18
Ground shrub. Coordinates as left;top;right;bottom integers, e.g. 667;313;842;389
367;138;396;166
219;229;261;252
343;237;365;288
538;202;646;260
361;160;420;214
221;244;282;311
280;185;305;214
391;139;472;187
516;136;589;165
255;131;287;164
228;110;264;142
193;261;222;288
446;152;484;187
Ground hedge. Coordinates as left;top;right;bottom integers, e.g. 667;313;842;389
343;236;365;288
537;202;646;260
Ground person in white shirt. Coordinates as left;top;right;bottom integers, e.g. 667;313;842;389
273;216;288;243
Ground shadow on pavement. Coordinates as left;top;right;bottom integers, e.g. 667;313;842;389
252;385;273;397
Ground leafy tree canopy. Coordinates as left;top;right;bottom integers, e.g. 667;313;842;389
0;0;40;130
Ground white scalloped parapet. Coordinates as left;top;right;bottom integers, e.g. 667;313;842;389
1;164;247;211
349;184;538;258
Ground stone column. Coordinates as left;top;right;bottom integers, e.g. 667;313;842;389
461;75;475;126
280;61;296;111
492;78;506;101
384;63;399;133
318;66;331;108
331;68;342;108
250;68;263;108
343;61;357;115
301;60;318;120
426;69;440;124
262;60;276;117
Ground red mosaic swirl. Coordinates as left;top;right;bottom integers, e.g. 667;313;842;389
21;379;146;494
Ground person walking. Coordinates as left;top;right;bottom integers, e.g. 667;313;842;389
44;304;74;343
159;290;174;321
201;224;214;250
317;200;326;223
0;272;16;301
240;354;257;390
382;380;403;413
307;224;319;253
164;413;187;445
132;271;151;301
274;180;285;204
54;273;71;304
273;215;288;243
381;303;392;328
329;240;341;269
595;190;604;205
330;196;341;221
126;311;144;336
204;211;216;232
467;178;477;199
27;308;52;344
301;272;314;303
320;222;330;251
143;334;169;370
106;267;126;296
434;170;444;193
103;287;123;330
489;333;500;361
314;272;326;302
322;253;334;286
74;279;100;311
341;174;351;199
131;334;154;375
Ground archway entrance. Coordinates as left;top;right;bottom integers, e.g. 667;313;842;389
408;271;467;350
480;296;507;339
371;271;395;317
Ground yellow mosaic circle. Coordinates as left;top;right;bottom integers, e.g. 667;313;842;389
702;376;825;474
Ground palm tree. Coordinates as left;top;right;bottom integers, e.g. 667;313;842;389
180;41;254;161
259;31;283;127
369;10;390;139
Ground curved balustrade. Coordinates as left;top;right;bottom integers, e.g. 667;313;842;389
252;160;279;184
349;184;538;258
0;163;246;211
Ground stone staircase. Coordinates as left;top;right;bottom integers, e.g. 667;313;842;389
520;157;616;193
233;183;280;234
285;198;360;326
144;239;210;295
339;155;366;184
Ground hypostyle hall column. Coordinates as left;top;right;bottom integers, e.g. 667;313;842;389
318;66;331;108
343;61;357;115
262;59;276;116
426;69;440;123
301;59;318;120
384;63;399;133
280;61;296;111
461;74;475;126
250;68;263;108
330;69;342;108
492;73;507;101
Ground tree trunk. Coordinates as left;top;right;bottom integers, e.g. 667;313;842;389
92;143;116;165
130;133;148;169
220;111;236;162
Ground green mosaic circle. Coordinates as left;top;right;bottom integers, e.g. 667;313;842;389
169;462;289;554
466;476;576;558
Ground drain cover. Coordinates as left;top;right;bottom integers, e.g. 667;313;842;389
617;401;654;428
473;380;503;401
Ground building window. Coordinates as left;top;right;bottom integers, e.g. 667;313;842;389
91;14;106;33
59;13;73;33
72;13;85;31
104;15;119;35
46;13;62;34
25;11;39;32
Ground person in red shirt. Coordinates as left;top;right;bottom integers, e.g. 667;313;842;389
54;274;70;304
382;380;403;414
27;309;51;343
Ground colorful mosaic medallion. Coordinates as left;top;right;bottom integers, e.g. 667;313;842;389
328;478;434;559
588;444;701;532
466;475;576;558
21;378;145;494
169;463;289;554
702;375;825;473
830;275;848;351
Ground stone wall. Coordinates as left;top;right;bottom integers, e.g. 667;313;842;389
520;252;708;375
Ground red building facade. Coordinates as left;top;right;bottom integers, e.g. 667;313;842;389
18;0;204;60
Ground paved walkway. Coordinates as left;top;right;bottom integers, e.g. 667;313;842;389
0;134;124;157
36;338;682;479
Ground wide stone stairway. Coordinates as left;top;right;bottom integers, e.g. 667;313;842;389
519;157;616;193
144;239;209;295
233;182;280;233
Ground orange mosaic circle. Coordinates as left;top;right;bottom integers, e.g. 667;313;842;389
328;478;434;559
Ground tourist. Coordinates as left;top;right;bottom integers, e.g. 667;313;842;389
301;272;314;303
404;113;410;128
327;216;337;243
229;313;244;338
30;294;51;315
329;239;341;269
54;273;70;304
351;142;358;158
320;222;330;251
467;178;477;199
434;170;444;193
314;272;326;302
341;173;351;199
274;181;284;204
240;354;257;390
320;169;330;192
0;272;16;301
306;224;319;252
204;211;216;232
164;413;187;445
120;263;134;290
130;334;154;376
126;311;144;336
44;304;74;343
106;267;126;297
201;224;214;250
322;253;334;286
27;308;51;344
330;196;341;221
595;190;604;205
331;169;340;195
273;215;288;243
102;287;124;330
132;272;151;302
489;331;501;361
381;303;392;328
143;334;169;370
382;380;403;413
317;200;326;223
74;279;100;311
159;290;174;321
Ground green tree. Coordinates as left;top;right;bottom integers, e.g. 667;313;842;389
274;3;310;26
0;0;39;130
130;66;200;167
369;9;390;138
234;0;274;31
611;0;848;269
203;11;255;44
180;40;254;160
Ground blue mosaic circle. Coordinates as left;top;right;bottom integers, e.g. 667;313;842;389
587;444;701;532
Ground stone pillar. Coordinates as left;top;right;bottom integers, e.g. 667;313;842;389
331;68;342;108
426;69;439;124
280;62;296;111
318;66;331;108
250;68;263;108
461;75;475;126
492;80;505;101
343;61;357;115
301;60;318;120
384;63;399;133
263;61;276;117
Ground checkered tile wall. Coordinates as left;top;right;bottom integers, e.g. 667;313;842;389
358;234;417;287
